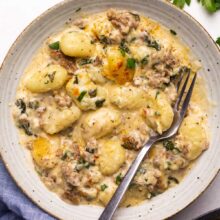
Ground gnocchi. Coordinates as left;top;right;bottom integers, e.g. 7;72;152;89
32;137;56;169
103;46;135;84
42;105;81;134
66;72;107;111
80;108;121;139
143;90;174;133
109;85;147;109
60;31;95;57
179;116;208;160
99;182;117;205
25;65;68;93
98;140;126;175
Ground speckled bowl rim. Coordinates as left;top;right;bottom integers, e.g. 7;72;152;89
0;0;220;219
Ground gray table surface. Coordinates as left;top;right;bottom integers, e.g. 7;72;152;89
0;1;220;219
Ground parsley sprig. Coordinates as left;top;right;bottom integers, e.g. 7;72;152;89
171;0;191;9
198;0;220;13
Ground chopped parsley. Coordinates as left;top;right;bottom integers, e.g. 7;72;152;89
18;121;33;136
119;40;130;56
163;140;175;151
149;192;159;198
144;36;161;51
155;91;160;99
141;56;149;66
148;40;161;51
76;157;91;171
44;71;56;84
49;72;56;82
170;29;177;35
85;147;96;154
115;173;123;185
88;89;97;98
130;37;137;42
77;91;87;102
73;75;79;84
216;37;220;46
75;7;81;12
100;184;108;191
129;12;140;21
61;150;74;160
15;99;26;114
127;58;136;69
99;35;111;45
28;101;39;110
168;176;179;184
79;58;93;65
155;111;161;116
163;140;181;153
95;99;105;108
48;41;60;50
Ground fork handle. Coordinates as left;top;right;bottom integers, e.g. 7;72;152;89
98;138;156;220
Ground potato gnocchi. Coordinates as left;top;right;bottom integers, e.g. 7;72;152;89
13;9;209;208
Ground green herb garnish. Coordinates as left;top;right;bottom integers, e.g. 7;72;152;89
144;36;161;51
163;140;175;151
168;176;179;184
155;91;160;99
170;29;177;35
79;58;93;65
100;184;108;191
155;111;161;116
88;89;97;98
198;0;220;12
172;0;191;9
99;35;111;45
76;157;91;171
115;173;123;185
85;147;96;154
216;37;220;46
163;140;182;153
47;71;56;83
18;121;33;136
15;99;26;114
148;40;161;51
129;12;140;21
130;37;136;42
61;150;73;160
28;101;39;110
141;56;149;66
49;41;60;50
77;91;87;102
73;75;79;84
119;40;130;56
127;58;136;69
95;99;105;108
75;7;81;12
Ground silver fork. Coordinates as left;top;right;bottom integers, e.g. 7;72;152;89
99;72;197;220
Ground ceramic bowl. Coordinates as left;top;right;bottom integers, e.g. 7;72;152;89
0;0;220;219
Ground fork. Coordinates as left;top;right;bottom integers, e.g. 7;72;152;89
99;71;197;220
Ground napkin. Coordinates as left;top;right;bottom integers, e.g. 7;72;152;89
0;160;55;220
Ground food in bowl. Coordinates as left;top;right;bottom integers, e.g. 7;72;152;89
12;9;209;207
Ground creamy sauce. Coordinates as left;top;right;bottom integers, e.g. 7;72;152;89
12;9;209;207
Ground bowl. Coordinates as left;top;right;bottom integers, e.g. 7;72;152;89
0;0;220;219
